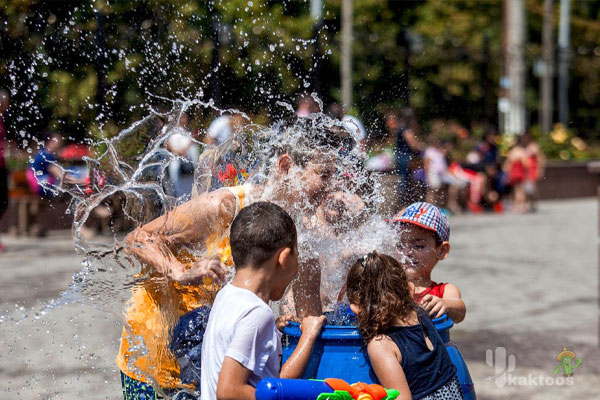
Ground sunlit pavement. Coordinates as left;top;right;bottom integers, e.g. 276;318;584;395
1;198;598;399
443;198;599;399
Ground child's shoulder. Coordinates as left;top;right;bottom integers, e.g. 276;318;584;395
440;282;462;298
367;334;398;351
367;334;402;361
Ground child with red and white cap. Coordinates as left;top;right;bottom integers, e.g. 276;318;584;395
390;202;466;323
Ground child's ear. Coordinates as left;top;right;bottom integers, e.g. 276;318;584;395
408;281;416;295
349;303;361;316
437;242;450;260
277;247;292;269
277;154;292;174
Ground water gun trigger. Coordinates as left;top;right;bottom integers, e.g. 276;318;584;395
321;378;398;400
324;378;357;396
316;390;354;400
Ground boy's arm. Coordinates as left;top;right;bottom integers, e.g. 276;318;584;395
124;189;235;283
292;258;323;317
368;336;412;400
421;283;466;323
280;316;326;379
217;357;256;400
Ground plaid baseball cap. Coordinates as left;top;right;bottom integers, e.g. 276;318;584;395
390;202;450;242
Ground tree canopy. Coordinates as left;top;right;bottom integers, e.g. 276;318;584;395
2;0;600;145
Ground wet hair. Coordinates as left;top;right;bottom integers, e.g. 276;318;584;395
268;117;355;167
346;251;416;344
230;201;297;269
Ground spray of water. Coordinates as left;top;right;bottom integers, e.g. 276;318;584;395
1;4;413;398
22;97;393;395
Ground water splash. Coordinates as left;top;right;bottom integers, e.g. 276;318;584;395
35;97;393;393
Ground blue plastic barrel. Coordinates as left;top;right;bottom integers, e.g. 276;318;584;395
281;313;475;399
431;315;476;400
255;378;333;400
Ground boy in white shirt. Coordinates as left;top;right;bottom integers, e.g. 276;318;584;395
201;201;326;400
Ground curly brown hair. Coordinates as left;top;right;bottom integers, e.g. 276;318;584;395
346;251;416;344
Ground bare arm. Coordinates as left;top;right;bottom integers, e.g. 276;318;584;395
124;189;236;283
368;337;412;400
404;130;424;153
442;283;466;323
292;258;322;318
421;284;466;323
48;164;63;179
204;135;217;145
217;357;255;400
280;316;326;379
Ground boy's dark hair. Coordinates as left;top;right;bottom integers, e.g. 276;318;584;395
267;117;355;167
230;201;297;269
346;252;416;344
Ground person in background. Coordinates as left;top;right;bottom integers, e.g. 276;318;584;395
386;109;424;205
327;103;367;152
503;137;530;214
423;136;461;213
204;113;244;146
27;133;66;236
296;95;319;118
166;113;200;198
523;133;545;212
27;133;64;198
0;90;9;252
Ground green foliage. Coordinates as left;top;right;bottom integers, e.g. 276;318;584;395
1;0;600;151
534;123;600;161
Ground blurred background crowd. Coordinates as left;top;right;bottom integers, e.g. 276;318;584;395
1;0;600;243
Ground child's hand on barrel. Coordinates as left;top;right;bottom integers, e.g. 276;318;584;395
300;315;327;339
420;294;448;319
276;314;300;331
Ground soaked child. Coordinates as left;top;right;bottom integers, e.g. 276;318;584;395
390;202;466;323
119;123;353;397
201;202;326;400
346;252;463;400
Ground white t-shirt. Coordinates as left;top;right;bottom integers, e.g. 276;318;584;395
200;284;282;400
207;115;232;145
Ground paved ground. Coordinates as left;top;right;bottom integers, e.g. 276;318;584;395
441;198;600;399
0;198;599;399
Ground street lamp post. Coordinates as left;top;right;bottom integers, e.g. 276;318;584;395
558;0;572;126
311;0;324;98
540;0;554;134
503;0;526;135
210;15;222;107
341;0;353;112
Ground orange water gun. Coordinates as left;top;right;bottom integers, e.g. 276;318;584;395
316;378;399;400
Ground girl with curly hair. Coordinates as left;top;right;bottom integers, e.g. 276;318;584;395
346;252;463;400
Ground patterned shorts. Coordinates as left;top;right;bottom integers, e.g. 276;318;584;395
120;373;199;400
420;376;464;400
121;372;161;400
